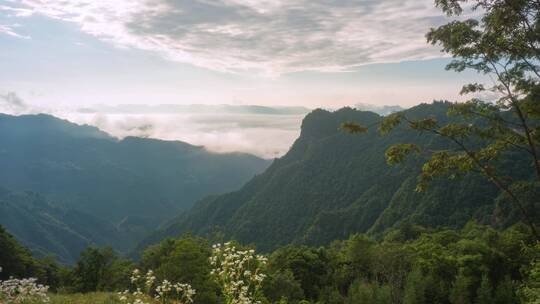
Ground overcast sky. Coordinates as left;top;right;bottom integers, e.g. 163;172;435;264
0;0;486;157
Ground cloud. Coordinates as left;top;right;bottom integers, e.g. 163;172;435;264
59;111;304;158
0;23;30;39
11;0;466;74
0;4;33;17
0;93;305;157
354;102;404;116
0;92;31;114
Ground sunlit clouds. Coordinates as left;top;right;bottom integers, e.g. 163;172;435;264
0;93;306;158
6;0;460;74
62;105;307;158
0;0;488;157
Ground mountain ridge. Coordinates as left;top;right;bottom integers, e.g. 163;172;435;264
139;102;530;252
0;112;271;261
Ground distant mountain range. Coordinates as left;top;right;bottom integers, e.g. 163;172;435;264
3;102;535;263
78;104;312;115
354;102;405;116
78;102;403;116
0;113;270;263
140;102;534;252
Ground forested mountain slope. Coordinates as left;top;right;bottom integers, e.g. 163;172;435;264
146;102;535;251
0;113;270;259
0;188;123;264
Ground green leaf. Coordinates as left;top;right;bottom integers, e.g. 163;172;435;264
385;144;421;165
460;83;485;95
341;122;368;134
409;117;438;131
379;113;404;135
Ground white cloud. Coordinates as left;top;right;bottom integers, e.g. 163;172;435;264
0;92;303;157
11;0;465;74
58;111;304;158
0;4;33;17
0;23;30;39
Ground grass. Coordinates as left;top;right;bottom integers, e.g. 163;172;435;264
49;292;121;304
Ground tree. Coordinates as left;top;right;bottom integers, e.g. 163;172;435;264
403;268;426;304
494;276;519;304
372;243;411;303
141;237;218;304
37;256;63;291
319;286;344;304
518;243;540;303
344;0;540;240
0;225;40;280
475;274;493;304
268;246;330;301
345;280;391;304
346;280;376;304
327;234;377;294
449;271;473;304
263;269;305;303
71;247;118;292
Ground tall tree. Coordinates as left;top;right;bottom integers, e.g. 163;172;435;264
403;268;426;304
71;247;117;292
344;0;540;240
0;225;40;280
475;274;494;304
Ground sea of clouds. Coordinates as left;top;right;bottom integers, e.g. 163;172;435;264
63;111;305;158
0;92;307;158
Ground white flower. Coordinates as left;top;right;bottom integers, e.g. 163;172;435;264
0;277;50;303
119;268;195;304
210;243;267;304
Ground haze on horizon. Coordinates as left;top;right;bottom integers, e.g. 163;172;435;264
0;0;488;157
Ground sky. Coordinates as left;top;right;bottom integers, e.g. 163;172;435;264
0;0;487;157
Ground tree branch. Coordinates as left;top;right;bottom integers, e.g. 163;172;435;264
402;115;540;241
491;61;540;183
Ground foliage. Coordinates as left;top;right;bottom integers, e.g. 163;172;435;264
0;113;270;261
475;274;493;304
0;225;41;281
153;102;534;253
49;292;121;304
140;237;218;304
262;270;304;304
268;246;329;301
2;223;539;303
519;243;540;304
117;269;195;304
344;0;540;241
260;222;536;304
345;280;391;304
69;247;134;293
0;225;63;289
403;268;426;304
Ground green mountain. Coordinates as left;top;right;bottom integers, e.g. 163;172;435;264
0;188;121;264
0;113;270;260
144;102;534;251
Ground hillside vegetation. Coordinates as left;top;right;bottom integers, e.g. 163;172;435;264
0;113;270;262
2;221;539;304
145;102;537;252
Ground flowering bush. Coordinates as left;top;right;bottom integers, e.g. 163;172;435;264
0;268;50;304
209;242;267;304
118;269;195;304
